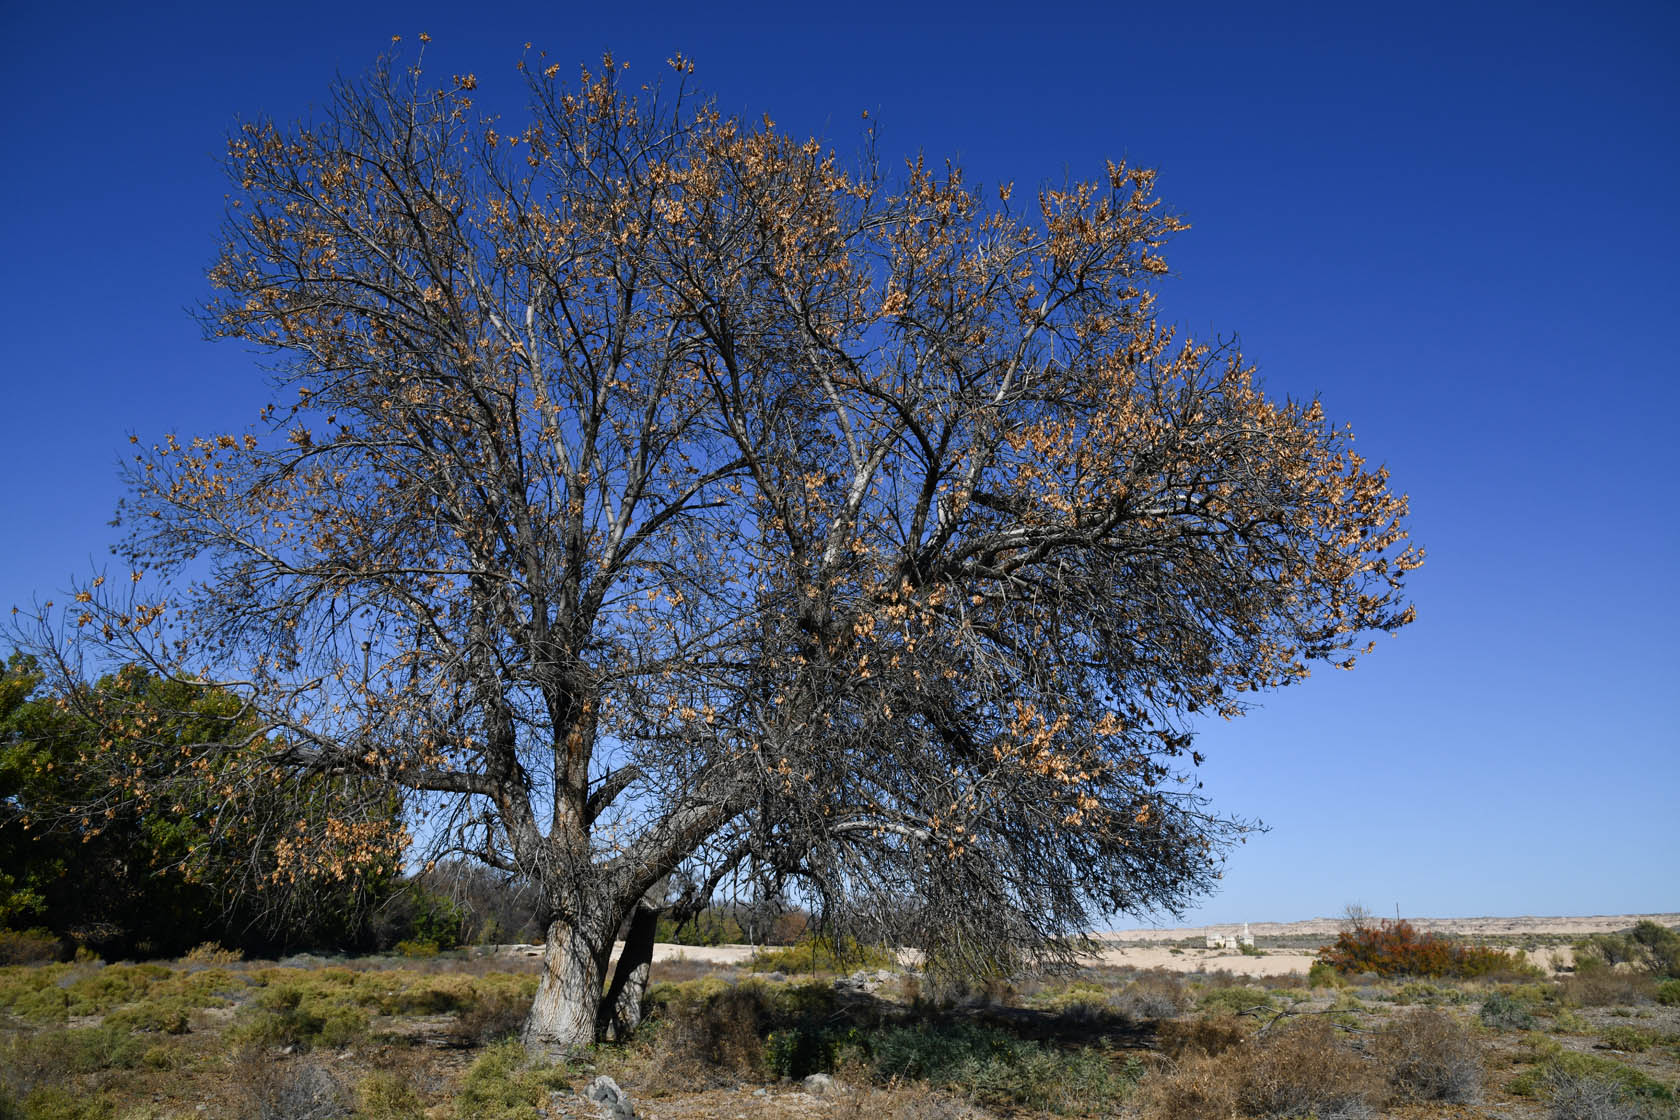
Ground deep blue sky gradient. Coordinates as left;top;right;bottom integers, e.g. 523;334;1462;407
2;1;1675;926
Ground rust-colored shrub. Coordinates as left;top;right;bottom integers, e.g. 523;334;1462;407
1318;919;1529;979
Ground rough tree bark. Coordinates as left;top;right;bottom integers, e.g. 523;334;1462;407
521;906;612;1057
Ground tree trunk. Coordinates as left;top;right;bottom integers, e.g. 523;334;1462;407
522;914;608;1058
599;903;660;1041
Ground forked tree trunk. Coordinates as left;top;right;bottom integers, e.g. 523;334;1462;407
599;903;661;1041
522;915;609;1058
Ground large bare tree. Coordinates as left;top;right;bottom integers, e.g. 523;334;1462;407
18;48;1420;1055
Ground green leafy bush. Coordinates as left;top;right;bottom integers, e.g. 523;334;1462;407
654;907;746;946
1306;959;1348;988
1574;922;1680;979
1657;980;1680;1006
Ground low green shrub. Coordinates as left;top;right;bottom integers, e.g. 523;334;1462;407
868;1021;1138;1113
357;1071;427;1120
1391;980;1470;1005
1600;1025;1669;1053
0;966;72;1023
10;1086;114;1120
1481;990;1539;1030
1;1024;147;1081
449;1039;573;1120
180;942;242;965
1306;959;1347;988
1510;1051;1675;1102
1658;980;1680;1007
104;998;191;1034
63;963;172;1015
229;982;370;1051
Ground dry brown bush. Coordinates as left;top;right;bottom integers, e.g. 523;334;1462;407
236;1054;353;1120
1562;970;1657;1007
829;1083;984;1120
450;988;528;1046
1138;1016;1378;1120
634;986;768;1089
1114;971;1188;1021
1240;1017;1377;1119
1156;1013;1250;1059
648;956;732;985
1133;1051;1241;1120
1374;1008;1481;1103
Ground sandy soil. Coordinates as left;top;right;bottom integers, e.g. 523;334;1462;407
519;912;1679;979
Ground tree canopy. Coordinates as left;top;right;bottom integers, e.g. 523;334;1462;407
14;48;1419;1052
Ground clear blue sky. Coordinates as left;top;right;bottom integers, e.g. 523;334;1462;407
2;1;1674;926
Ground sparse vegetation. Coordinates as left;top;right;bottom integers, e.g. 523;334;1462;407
1;925;1677;1119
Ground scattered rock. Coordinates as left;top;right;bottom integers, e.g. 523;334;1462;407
753;1087;769;1097
802;1073;840;1096
583;1075;635;1120
834;968;898;994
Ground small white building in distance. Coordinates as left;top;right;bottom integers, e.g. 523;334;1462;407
1205;923;1256;950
